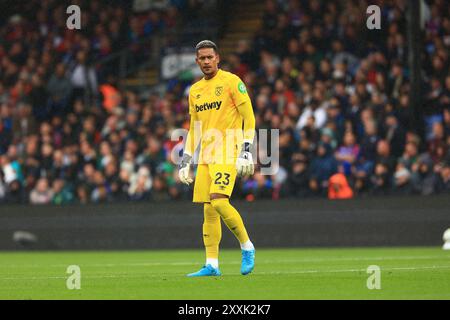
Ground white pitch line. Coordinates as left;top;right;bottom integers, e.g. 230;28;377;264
85;254;450;267
0;255;449;269
257;265;450;275
1;265;450;281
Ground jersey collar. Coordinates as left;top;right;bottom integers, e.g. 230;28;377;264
204;69;222;81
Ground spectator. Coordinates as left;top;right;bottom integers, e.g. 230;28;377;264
375;140;397;174
428;122;446;162
288;154;310;197
91;171;111;203
70;51;98;104
104;159;123;200
76;184;89;205
47;63;72;116
128;166;152;201
383;114;406;158
435;164;450;194
0;179;5;202
15;103;37;138
310;142;338;195
1;155;19;186
359;120;379;163
271;79;295;114
398;142;419;171
335;131;360;176
0;116;12;155
52;179;74;205
241;172;273;200
29;178;53;204
296;98;327;130
328;172;354;200
411;154;439;195
370;162;391;196
393;161;412;195
28;75;49;121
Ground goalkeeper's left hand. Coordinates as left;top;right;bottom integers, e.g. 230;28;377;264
236;142;254;177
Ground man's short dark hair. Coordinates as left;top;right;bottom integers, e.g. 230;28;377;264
195;40;218;53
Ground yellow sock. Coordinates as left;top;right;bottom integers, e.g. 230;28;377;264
211;198;250;244
203;203;222;260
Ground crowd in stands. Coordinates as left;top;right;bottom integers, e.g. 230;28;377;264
227;0;450;200
0;0;449;205
0;0;193;204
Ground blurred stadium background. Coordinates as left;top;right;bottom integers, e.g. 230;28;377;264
0;0;449;251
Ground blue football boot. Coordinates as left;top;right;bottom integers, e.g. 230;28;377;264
241;249;255;275
187;264;222;277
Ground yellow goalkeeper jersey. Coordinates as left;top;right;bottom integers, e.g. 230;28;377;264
188;69;251;164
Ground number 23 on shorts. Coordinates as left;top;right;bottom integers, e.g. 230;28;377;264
214;172;230;185
210;165;236;196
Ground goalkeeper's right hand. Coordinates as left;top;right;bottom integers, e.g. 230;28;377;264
178;153;193;185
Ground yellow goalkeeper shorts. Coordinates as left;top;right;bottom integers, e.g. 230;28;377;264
193;164;237;203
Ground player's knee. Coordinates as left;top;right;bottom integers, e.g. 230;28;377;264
204;202;214;213
204;203;220;223
210;196;229;212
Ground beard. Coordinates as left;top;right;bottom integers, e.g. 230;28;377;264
202;65;217;76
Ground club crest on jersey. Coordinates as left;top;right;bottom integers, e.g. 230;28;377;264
215;86;223;96
195;101;222;112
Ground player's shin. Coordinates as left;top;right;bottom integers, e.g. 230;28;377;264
210;198;251;245
203;203;222;268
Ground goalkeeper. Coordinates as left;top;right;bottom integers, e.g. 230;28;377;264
179;40;256;277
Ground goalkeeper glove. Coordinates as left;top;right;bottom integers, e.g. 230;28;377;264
178;153;193;185
236;142;254;177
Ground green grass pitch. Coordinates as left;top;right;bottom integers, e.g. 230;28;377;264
1;247;449;299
